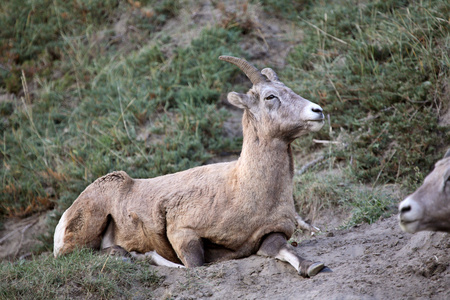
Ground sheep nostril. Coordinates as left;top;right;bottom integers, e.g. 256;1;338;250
312;107;323;114
400;205;411;214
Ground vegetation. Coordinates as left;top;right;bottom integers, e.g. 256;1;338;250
0;0;449;296
0;249;161;299
294;170;397;229
285;0;449;228
0;1;242;224
283;0;449;187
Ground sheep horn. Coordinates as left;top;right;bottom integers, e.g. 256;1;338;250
219;55;267;85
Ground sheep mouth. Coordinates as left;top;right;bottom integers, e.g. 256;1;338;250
399;218;421;233
399;219;416;225
306;116;325;123
306;119;325;126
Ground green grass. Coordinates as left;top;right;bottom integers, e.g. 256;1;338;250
294;169;397;229
0;249;161;299
1;22;242;220
285;0;450;187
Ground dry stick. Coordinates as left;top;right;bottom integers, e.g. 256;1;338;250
328;77;343;103
368;123;389;148
101;255;110;273
0;229;19;244
373;149;397;188
299;18;348;45
257;28;270;50
0;217;40;244
297;156;326;176
313;139;341;145
13;219;39;258
116;87;149;163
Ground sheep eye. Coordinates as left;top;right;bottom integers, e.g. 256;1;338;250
265;95;276;101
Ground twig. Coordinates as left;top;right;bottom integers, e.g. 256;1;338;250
13;219;39;258
373;149;397;188
313;139;341;144
299;18;348;45
101;255;110;273
256;28;269;50
0;218;39;244
0;229;18;244
297;156;325;175
368;123;389;148
328;77;343;103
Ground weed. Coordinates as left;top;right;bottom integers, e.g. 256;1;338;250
1;9;242;230
0;249;161;299
294;168;398;229
341;188;396;228
282;0;450;187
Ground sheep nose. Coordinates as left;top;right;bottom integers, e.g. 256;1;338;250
311;105;324;118
400;205;411;214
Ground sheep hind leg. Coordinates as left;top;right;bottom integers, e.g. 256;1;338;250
53;205;110;257
257;232;327;278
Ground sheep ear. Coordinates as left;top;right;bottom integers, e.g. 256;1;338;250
261;68;280;82
227;92;251;109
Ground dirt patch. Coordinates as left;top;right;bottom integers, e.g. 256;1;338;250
150;216;449;299
0;212;49;260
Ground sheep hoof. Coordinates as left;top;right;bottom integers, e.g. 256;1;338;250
307;262;325;277
300;261;328;277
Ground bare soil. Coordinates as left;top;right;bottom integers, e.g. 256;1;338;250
149;215;450;300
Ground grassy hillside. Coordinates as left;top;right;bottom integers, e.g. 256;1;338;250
1;0;244;221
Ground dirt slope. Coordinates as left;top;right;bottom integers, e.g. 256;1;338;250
150;215;449;299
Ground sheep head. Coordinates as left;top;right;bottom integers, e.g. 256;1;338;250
219;56;324;142
398;150;450;233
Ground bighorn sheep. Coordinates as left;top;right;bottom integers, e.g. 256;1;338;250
398;150;450;233
54;56;327;277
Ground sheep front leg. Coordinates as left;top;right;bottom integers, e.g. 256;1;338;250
257;233;325;277
168;229;205;268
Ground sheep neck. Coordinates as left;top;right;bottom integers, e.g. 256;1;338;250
235;111;295;197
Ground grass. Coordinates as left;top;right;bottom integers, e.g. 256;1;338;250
0;249;161;299
284;0;450;187
294;168;397;229
1;6;243;222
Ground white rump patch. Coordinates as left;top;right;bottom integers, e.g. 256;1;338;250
53;211;68;257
